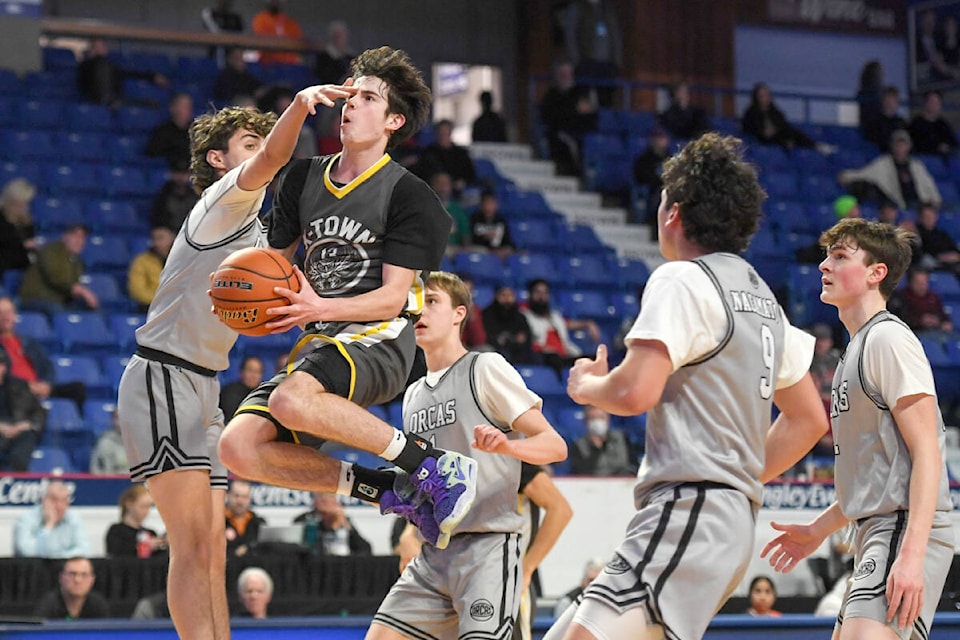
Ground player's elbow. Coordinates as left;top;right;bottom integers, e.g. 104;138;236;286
613;385;660;417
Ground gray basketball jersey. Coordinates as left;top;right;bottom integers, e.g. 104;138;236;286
830;311;952;520
403;352;523;535
636;253;784;506
135;167;266;371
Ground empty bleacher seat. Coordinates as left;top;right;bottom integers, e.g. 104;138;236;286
43;163;101;196
510;219;564;252
516;365;566;400
52;314;116;355
0;161;41;186
15;100;63;130
28;446;75;473
83;400;118;436
554;407;586;442
556;289;617;323
80;274;127;312
610;257;651;292
62;132;107;162
106;313;145;350
42;398;85;432
116;106;166;135
42;47;77;71
761;171;800;200
65;104;115;133
507;252;556;288
97;166;150;198
452;251;506;286
85;200;145;235
82;235;133;274
14;310;55;349
31;196;84;233
3;130;59;161
558;255;613;289
100;355;131;395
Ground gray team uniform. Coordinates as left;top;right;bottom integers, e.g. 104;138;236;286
580;253;789;640
117;166;266;488
373;352;536;640
235;153;450;444
831;311;954;640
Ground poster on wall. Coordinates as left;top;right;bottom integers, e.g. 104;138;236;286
910;0;960;91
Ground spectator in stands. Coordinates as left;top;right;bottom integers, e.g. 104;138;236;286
838;129;941;211
220;356;265;421
553;557;605;617
34;557;110;620
741;82;817;151
457;276;490;352
251;0;304;66
417;119;477;193
0;296;86;414
132;591;170;619
891;268;954;337
14;480;89;558
213;47;263;105
89;407;128;475
128;226;176;313
472;91;508;143
0;178;38;276
521;278;599;374
632;125;670;230
315;20;354;83
201;0;243;34
468;190;515;255
430;172;470;251
483;285;537;365
293;491;372;556
861;86;908;153
915;202;960;271
76;38;169;108
877;200;901;226
151;158;199;233
237;567;273;618
257;85;318;159
539;59;597;177
106;484;167;558
856;60;884;134
146;93;194;169
745;575;782;617
561;0;622;108
909;90;959;156
657;81;709;141
18;223;98;317
225;479;266;558
0;348;44;472
569;405;636;476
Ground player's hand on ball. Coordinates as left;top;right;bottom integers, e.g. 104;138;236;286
472;424;511;455
266;265;324;333
567;344;609;404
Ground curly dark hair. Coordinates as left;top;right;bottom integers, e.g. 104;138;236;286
189;107;278;194
349;46;431;149
819;218;915;299
660;133;766;254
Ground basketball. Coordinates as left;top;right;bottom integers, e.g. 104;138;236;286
210;247;301;336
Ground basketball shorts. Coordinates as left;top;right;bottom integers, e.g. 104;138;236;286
577;482;755;640
117;353;228;489
837;510;955;639
234;321;416;447
373;532;523;640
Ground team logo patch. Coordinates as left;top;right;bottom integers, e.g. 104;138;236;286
853;558;876;580
605;553;631;574
305;238;368;294
357;483;378;498
469;599;495;622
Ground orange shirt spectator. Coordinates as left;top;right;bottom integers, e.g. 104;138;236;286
251;0;303;65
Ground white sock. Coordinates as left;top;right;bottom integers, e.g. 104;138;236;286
335;462;354;496
379;430;407;462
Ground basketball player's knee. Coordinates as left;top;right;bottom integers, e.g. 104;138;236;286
268;372;325;428
218;420;255;474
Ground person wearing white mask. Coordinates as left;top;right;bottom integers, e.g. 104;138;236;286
569;406;637;476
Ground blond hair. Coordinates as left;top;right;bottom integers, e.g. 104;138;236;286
426;271;473;328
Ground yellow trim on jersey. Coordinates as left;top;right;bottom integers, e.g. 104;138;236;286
286;331;358;401
323;152;392;199
236;404;270;414
347;320;392;342
408;275;425;315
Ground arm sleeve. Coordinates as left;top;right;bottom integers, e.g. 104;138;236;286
268;159;311;249
473;353;543;429
382;174;452;270
862;322;938;405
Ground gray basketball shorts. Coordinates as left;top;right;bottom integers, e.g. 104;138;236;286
838;510;955;639
234;322;415;447
578;482;755;640
373;532;523;640
117;354;228;489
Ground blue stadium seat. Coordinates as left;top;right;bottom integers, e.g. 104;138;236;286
787;264;836;326
565;224;609;255
516;365;566;401
177;56;220;82
85;200;146;235
97;166;150;198
14;310;55;350
82;235;132;274
28;446;75;473
747;144;792;173
745;228;781;259
3;270;24;300
556;289;617;323
791;148;832;175
52;314;116;355
761;171;799;200
80;274;127;312
106;313;144;351
558;254;612;289
624;111;655;136
15;100;63;130
123;79;170;107
568;328;599;356
386;401;403;429
915;154;950;180
62;132;107;162
102;134;149;163
43;163;101;196
100;355;131;394
507;253;557;289
83;400;117;436
43;398;85;433
928;271;960;301
609;291;640;320
610;257;651;293
554;407;586;442
31;196;84;233
472;284;494;309
936;181;960;209
42;47;78;71
23;71;76;99
3;130;59;161
509;220;564;252
116;106;166;135
597;109;626;135
767;200;811;234
0;161;41;186
65;104;115;133
586;153;633;194
0;69;22;96
452;251;506;287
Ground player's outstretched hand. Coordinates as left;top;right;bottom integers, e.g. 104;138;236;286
296;78;357;114
886;552;925;632
472;424;512;456
760;521;823;573
566;344;609;405
266;264;325;332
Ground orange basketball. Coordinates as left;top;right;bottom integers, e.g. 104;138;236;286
211;247;301;336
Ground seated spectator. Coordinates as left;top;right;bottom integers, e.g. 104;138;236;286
657;81;709;140
521;279;599;374
915;202;960;271
553;557;605;617
632;125;671;230
539;59;597;177
314;20;354;84
890;268;954;336
145;92;194;169
0;178;38;276
237;567;273;618
128;226;176;313
213;46;263;105
18;224;98;317
482;285;537;365
0;297;86;413
877;200;901;225
89;407;128;475
225;479;266;558
569;405;637;476
106;484;167;558
430;172;470;251
76;38;169;107
14;480;89;558
0;348;44;472
251;0;304;66
909;90;959;156
293;492;372;556
34;557;110;620
838;129;941;211
861;86;908;153
469;190;515;255
150;158;199;233
741;82;816;151
472;90;508;143
219;356;264;421
417;119;477;193
745;575;782;617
